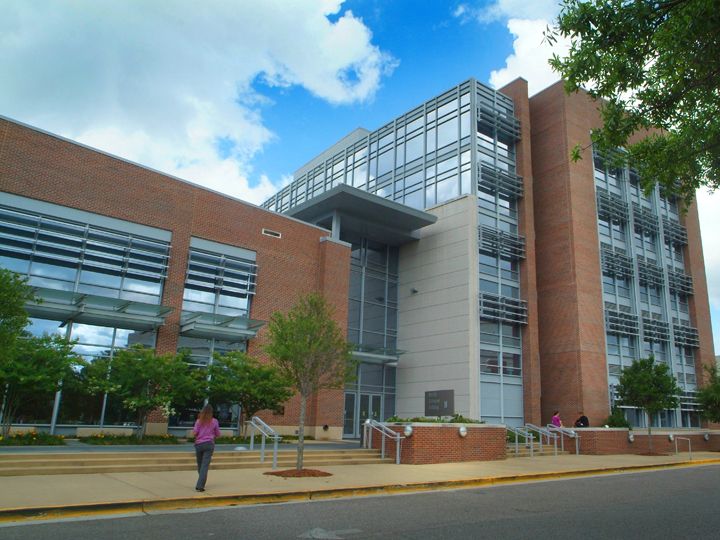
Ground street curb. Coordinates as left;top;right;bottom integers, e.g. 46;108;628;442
2;458;719;523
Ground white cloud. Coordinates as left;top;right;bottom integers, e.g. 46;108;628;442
697;190;720;354
454;1;560;24
489;18;569;95
454;2;566;96
0;0;396;205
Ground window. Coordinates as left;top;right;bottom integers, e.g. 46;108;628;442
182;247;256;317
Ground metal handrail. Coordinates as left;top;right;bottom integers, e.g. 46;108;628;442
673;436;692;461
507;426;534;457
526;424;558;456
547;425;580;455
362;419;405;464
247;416;282;469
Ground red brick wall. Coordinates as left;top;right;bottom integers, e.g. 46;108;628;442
500;79;542;425
571;429;720;455
529;82;609;427
370;424;507;464
0;118;350;430
528;83;715;429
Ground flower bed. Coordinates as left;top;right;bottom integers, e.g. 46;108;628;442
79;434;179;445
0;432;66;446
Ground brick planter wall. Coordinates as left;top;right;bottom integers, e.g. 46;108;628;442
370;424;506;464
567;429;720;455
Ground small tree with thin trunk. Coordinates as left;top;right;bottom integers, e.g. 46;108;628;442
615;356;680;453
264;293;354;470
86;345;201;438
696;365;720;424
206;351;293;436
0;333;83;437
0;269;34;356
0;268;85;436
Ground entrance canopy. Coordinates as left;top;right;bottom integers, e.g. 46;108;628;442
286;184;437;246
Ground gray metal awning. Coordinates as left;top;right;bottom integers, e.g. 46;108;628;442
352;345;405;364
27;287;173;331
286;184;437;246
180;311;265;340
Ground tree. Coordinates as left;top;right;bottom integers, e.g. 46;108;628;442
696;364;720;423
547;0;720;204
86;345;201;438
206;351;293;436
0;333;83;437
0;268;35;360
264;293;354;469
615;356;680;453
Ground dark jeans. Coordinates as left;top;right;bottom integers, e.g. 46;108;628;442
194;441;215;489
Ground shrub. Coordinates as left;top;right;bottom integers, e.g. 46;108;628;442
604;407;631;429
79;434;180;445
0;432;66;446
385;414;484;424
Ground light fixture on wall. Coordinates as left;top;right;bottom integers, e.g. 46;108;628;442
458;426;468;438
403;425;413;437
668;434;674;442
628;432;635;443
410;287;418;294
704;433;710;442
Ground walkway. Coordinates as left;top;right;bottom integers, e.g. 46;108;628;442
1;451;718;523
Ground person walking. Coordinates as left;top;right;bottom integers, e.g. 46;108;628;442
193;404;221;492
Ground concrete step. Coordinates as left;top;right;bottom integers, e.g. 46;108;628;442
505;444;571;458
0;449;392;476
0;457;395;476
0;454;383;470
0;449;372;461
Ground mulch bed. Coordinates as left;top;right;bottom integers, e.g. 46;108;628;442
264;469;333;478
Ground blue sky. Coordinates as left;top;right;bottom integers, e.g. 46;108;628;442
250;0;516;183
1;0;718;353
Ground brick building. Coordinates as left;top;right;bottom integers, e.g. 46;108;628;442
263;78;715;433
0;77;715;438
0;115;349;439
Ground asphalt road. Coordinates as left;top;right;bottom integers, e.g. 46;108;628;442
1;465;718;539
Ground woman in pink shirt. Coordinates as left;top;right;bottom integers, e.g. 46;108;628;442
551;410;563;428
193;404;221;492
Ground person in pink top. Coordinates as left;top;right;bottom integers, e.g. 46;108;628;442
551;410;563;428
193;404;221;491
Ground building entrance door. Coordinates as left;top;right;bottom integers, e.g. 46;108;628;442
343;393;383;438
343;393;356;437
359;394;382;426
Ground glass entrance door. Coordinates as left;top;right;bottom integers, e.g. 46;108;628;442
343;393;356;437
343;392;382;438
359;394;382;425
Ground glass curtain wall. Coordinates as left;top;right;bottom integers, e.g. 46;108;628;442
262;79;528;427
347;238;399;354
262;80;474;212
475;83;526;426
0;204;169;429
594;151;700;427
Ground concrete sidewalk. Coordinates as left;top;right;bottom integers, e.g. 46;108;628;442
1;452;719;523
